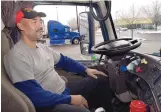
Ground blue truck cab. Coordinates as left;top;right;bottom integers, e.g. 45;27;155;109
48;20;81;45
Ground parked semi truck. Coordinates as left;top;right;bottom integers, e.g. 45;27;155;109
48;20;81;45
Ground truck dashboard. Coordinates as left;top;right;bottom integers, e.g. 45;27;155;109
79;52;161;112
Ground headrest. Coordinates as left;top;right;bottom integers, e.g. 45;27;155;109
1;20;5;30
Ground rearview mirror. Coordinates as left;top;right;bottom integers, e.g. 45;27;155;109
79;12;95;55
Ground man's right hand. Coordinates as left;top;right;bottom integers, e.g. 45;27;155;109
70;95;89;108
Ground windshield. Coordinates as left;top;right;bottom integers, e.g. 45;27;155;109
111;0;161;56
34;1;161;60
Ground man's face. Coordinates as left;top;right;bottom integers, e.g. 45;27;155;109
18;17;43;41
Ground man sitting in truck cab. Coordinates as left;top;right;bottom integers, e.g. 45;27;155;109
4;8;113;112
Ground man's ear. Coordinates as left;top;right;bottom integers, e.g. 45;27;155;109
17;22;24;31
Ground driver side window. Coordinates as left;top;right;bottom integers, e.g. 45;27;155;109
65;28;70;32
34;5;103;61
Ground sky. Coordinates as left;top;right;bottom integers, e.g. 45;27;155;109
34;5;88;25
111;0;154;16
34;0;156;26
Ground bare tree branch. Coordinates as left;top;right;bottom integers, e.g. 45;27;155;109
119;4;140;29
68;18;78;31
118;4;141;38
142;0;161;30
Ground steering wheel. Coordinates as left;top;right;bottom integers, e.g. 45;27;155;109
92;38;141;102
92;38;141;57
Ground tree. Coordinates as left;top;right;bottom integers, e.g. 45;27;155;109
142;1;161;31
68;18;78;31
119;4;140;38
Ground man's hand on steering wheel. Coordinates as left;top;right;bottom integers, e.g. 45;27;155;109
85;68;108;79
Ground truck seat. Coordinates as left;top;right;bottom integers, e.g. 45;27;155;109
1;20;36;112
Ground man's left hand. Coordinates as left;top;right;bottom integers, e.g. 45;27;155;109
85;68;108;79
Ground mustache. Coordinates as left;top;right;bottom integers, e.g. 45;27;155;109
36;28;43;32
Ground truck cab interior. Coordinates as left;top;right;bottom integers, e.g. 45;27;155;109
1;1;161;112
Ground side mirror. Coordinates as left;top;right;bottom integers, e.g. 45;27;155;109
79;12;95;56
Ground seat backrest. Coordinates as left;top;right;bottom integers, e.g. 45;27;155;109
1;20;36;112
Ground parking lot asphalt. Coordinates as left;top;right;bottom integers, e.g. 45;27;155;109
117;30;161;54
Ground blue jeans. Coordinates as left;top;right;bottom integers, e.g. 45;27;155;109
36;76;113;112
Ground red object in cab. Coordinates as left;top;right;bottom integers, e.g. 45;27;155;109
130;100;146;112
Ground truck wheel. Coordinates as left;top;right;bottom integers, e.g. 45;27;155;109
72;38;80;44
